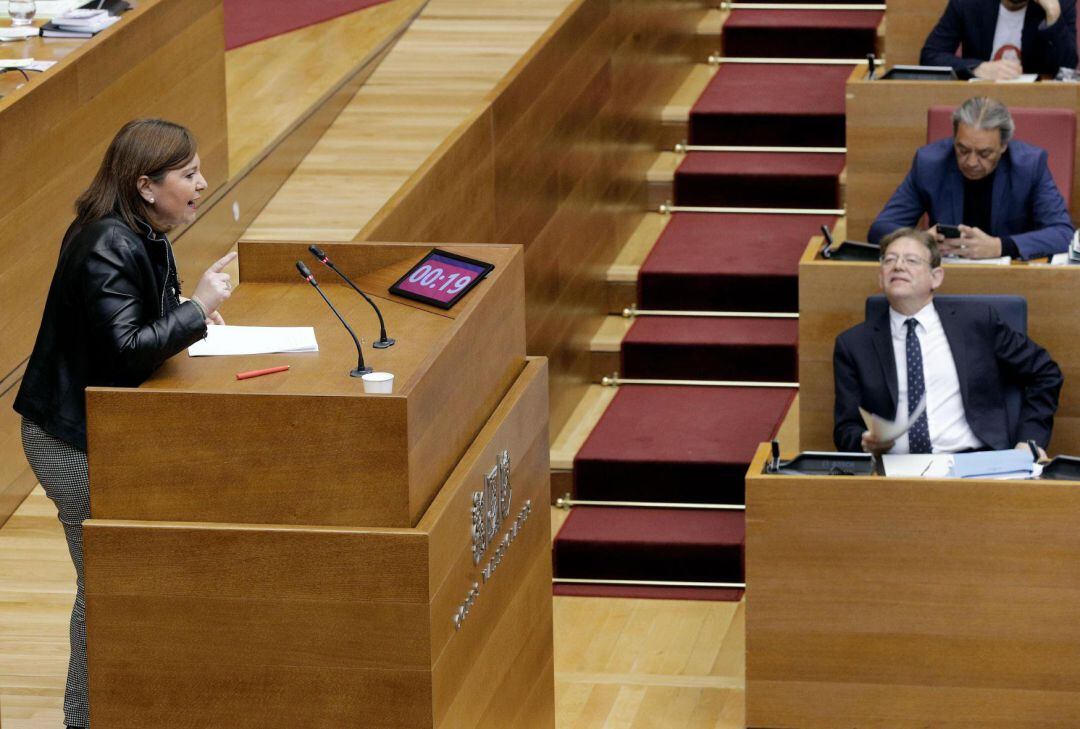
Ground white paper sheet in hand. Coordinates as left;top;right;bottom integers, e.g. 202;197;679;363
187;325;318;356
860;393;927;445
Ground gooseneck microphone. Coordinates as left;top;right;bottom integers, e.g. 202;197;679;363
308;244;395;348
295;261;372;377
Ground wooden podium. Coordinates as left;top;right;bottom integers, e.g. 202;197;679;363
744;443;1080;727
81;241;555;728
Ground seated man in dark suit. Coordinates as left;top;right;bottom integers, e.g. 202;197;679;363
868;97;1074;260
833;228;1062;455
920;0;1077;79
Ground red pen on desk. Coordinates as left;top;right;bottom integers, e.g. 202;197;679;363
236;365;290;381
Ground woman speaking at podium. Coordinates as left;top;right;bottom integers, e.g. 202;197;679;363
12;119;235;729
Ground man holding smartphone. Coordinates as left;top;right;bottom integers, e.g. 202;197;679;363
868;97;1074;260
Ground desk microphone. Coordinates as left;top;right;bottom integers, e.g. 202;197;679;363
295;261;372;377
820;224;836;258
308;245;395;348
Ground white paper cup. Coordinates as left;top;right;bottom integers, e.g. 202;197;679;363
361;371;394;394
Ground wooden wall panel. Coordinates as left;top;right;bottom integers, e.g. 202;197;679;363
356;0;705;432
745;444;1080;727
883;0;947;68
798;239;1080;454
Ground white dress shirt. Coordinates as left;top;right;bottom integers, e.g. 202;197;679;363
888;303;984;453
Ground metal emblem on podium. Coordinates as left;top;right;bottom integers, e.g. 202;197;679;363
471;449;511;565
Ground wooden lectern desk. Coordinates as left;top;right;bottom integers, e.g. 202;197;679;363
798;237;1080;453
82;241;555;728
744;443;1080;727
845;66;1080;240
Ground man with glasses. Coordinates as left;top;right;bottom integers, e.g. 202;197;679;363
833;228;1062;454
868;97;1073;260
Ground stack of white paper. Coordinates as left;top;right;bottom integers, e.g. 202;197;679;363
187;325;318;357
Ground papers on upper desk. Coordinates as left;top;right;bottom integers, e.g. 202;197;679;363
942;255;1011;265
860;394;926;445
187;325;318;357
883;450;1040;479
969;74;1038;83
1050;229;1080;265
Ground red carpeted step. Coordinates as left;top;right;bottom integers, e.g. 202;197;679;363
553;506;745;585
674;151;844;208
638;212;835;312
690;64;852;146
620;316;798;381
574;385;795;504
224;0;391;49
721;10;883;60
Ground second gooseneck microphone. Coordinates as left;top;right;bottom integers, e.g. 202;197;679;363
295;261;372;377
308;244;395;348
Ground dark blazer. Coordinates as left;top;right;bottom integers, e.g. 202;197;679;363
14;216;207;449
920;0;1078;78
833;299;1062;452
867;138;1074;259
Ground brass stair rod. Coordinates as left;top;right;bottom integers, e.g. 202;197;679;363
622;305;798;319
721;1;886;9
675;142;846;153
709;54;870;65
660;202;846;215
553;577;747;589
602;375;799;388
556;495;746;511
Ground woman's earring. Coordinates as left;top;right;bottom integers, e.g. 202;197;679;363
148;198;155;204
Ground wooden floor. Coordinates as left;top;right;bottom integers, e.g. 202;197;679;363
0;489;745;728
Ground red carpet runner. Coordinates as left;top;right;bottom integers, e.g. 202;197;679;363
553;6;881;600
224;0;392;50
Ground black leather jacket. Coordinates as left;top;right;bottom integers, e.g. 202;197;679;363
15;215;207;450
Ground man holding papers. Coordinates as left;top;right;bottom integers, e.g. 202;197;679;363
833;228;1062;455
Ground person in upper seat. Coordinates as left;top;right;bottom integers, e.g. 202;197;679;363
867;97;1074;260
14;119;236;729
833;228;1062;455
919;0;1077;79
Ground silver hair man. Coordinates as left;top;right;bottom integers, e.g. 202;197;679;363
951;96;1015;144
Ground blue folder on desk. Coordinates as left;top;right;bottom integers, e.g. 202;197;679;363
951;450;1034;479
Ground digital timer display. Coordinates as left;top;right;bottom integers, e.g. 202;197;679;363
389;249;494;310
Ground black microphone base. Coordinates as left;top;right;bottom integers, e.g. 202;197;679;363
372;338;395;349
350;367;374;377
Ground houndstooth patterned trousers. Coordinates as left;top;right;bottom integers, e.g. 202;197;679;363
21;417;90;729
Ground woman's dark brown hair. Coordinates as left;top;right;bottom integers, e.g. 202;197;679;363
75;119;197;231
